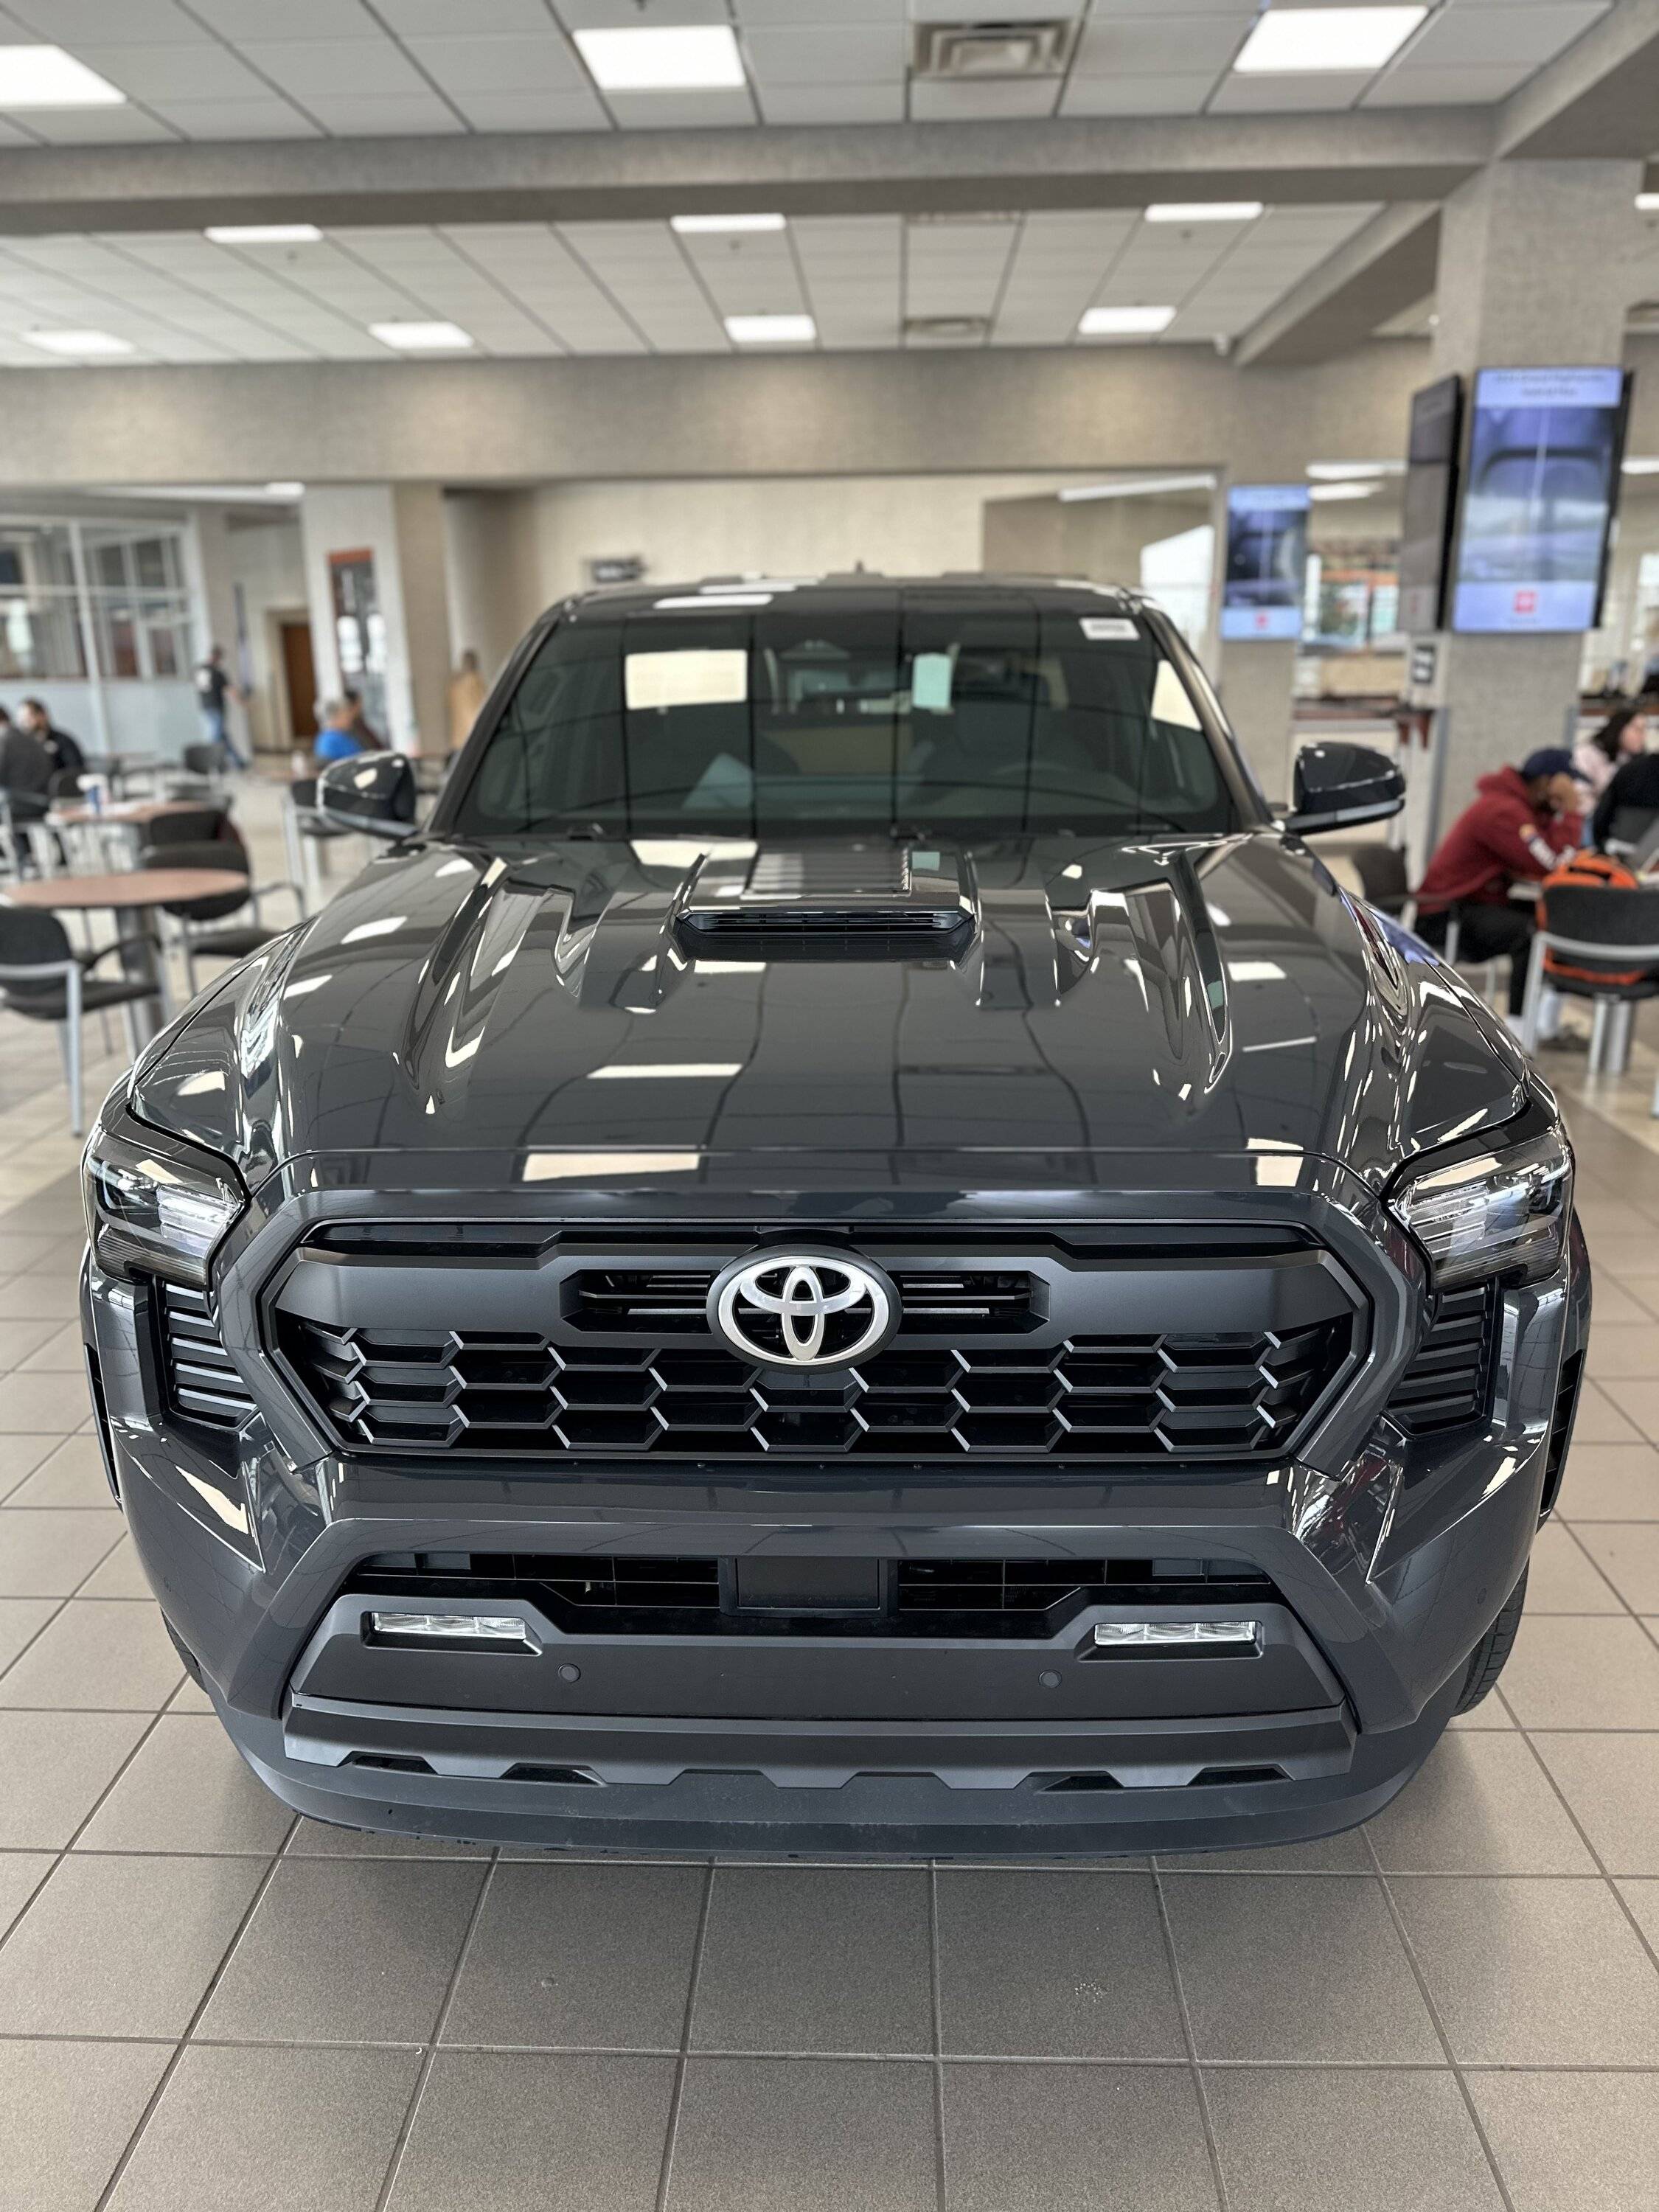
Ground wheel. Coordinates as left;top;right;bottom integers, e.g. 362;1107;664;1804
162;1615;206;1688
1453;1567;1528;1714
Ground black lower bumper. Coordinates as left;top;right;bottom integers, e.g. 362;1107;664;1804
220;1673;1458;1858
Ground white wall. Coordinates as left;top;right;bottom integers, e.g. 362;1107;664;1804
527;471;1107;602
442;488;543;683
299;483;453;755
221;513;305;756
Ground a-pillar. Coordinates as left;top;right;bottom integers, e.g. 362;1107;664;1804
299;483;453;757
1423;159;1644;824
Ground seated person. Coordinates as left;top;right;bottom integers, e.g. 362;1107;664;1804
17;698;85;781
1574;702;1648;801
1590;731;1659;852
313;698;367;768
0;703;53;814
1414;748;1585;1029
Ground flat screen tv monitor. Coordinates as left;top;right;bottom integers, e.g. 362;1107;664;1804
1450;364;1630;634
1220;484;1310;642
1397;373;1461;637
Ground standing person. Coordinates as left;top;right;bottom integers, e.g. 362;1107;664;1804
16;698;85;781
1573;702;1647;800
194;646;248;771
448;648;487;750
341;688;386;752
1413;748;1586;1030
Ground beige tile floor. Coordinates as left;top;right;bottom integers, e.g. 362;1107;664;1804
1;810;1659;2208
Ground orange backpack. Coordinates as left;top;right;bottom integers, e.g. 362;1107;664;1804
1538;851;1648;987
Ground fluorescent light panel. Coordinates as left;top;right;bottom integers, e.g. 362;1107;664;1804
574;24;745;91
1309;482;1377;502
22;328;133;356
1079;305;1175;336
369;321;474;351
0;45;125;107
672;212;785;234
586;1062;744;1079
726;313;815;344
205;223;324;245
1637;194;1659;213
1234;6;1426;74
1624;457;1659;474
1144;202;1264;224
1307;460;1403;479
1060;473;1217;503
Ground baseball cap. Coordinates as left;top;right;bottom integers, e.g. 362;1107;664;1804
1519;747;1590;782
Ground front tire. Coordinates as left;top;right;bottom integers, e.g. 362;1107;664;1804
1453;1567;1528;1714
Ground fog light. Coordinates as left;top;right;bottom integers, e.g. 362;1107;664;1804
367;1611;540;1654
1092;1620;1260;1650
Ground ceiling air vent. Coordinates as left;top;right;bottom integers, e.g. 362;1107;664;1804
905;314;990;342
911;20;1079;79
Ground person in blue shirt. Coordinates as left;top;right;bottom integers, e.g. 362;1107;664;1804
313;698;366;768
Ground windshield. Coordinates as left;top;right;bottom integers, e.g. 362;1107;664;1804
452;592;1244;842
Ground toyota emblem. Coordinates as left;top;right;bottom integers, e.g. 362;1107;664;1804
708;1249;899;1368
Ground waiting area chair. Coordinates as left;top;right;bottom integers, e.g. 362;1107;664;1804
0;908;164;1136
139;832;305;992
1519;882;1659;1101
1348;845;1412;922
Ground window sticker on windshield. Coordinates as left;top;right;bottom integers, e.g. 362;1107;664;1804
1079;616;1141;642
911;651;953;712
625;648;748;712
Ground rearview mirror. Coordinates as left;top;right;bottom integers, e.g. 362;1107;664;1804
316;751;418;841
1285;742;1405;836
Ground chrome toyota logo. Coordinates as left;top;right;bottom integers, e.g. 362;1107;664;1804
708;1249;898;1368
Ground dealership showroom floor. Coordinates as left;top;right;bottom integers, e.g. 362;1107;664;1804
13;1;1659;2208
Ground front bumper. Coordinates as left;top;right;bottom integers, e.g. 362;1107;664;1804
81;1158;1590;1857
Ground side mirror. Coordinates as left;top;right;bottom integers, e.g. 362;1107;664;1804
1285;742;1405;835
316;751;418;840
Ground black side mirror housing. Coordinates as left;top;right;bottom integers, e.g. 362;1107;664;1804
1285;742;1405;836
316;752;419;840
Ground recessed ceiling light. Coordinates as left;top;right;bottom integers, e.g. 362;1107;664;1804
671;213;785;234
264;481;305;498
574;24;745;92
205;224;324;245
1079;305;1176;337
1638;194;1659;213
1623;457;1659;474
1307;460;1404;479
22;328;134;356
726;313;815;344
1144;203;1265;224
0;45;125;108
369;321;474;352
1234;6;1426;74
1309;482;1378;503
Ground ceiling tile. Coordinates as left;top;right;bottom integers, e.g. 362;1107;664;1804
299;94;467;135
738;0;905;18
375;0;554;28
186;0;380;35
742;24;904;80
602;88;757;126
756;82;904;120
1073;16;1247;74
403;33;587;94
1393;1;1607;68
448;90;611;131
238;38;431;99
1208;71;1374;111
1363;61;1535;103
553;0;728;26
70;43;271;100
909;78;1060;119
1060;73;1217;115
17;107;179;142
1;0;205;40
908;0;1084;17
149;97;319;138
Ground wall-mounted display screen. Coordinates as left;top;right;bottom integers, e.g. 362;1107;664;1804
1451;365;1630;634
1220;484;1310;641
1398;373;1461;636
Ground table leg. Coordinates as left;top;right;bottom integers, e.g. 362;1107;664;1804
113;902;166;1045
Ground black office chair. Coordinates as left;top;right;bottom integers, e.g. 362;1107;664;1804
142;806;243;851
1349;845;1411;920
0;907;164;1135
1601;804;1659;857
1521;881;1659;1088
139;836;300;992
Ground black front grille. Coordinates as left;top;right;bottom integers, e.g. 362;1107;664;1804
352;1550;1278;1638
279;1313;1352;1460
569;1265;1037;1338
1386;1283;1497;1437
157;1282;256;1432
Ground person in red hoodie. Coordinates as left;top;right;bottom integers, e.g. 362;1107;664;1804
1414;748;1586;1020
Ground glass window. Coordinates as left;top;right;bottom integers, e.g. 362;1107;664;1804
456;594;1240;842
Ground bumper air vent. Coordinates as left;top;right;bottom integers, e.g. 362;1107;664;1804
347;1551;1280;1641
158;1282;256;1433
1386;1282;1497;1439
1540;1347;1585;1519
279;1313;1352;1461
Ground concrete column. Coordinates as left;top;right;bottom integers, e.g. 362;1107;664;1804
298;482;453;756
1425;159;1644;819
182;504;254;761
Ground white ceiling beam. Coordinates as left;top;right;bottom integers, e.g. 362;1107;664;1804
1234;204;1441;368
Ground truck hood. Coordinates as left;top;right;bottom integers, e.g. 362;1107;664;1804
133;829;1526;1190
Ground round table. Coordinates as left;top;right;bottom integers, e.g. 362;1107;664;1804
48;799;212;830
3;868;251;1043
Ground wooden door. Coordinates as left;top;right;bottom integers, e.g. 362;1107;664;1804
280;621;319;740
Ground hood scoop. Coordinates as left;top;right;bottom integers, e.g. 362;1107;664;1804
675;846;975;961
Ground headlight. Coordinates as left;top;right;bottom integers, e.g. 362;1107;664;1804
1388;1119;1572;1290
83;1107;245;1287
